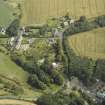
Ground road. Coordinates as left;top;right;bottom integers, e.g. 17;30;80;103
0;99;36;105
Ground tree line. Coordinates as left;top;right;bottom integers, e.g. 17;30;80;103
64;15;105;36
63;38;105;86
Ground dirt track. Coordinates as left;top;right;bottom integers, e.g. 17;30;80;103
0;99;36;105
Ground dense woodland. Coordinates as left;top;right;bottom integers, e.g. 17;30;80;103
36;90;96;105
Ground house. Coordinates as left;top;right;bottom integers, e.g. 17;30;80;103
64;21;69;27
28;38;35;44
20;44;30;51
9;33;31;51
9;35;23;50
19;27;28;36
48;38;55;45
96;92;105;99
53;29;59;37
15;35;23;50
9;37;15;46
52;62;59;68
0;27;6;35
70;19;75;24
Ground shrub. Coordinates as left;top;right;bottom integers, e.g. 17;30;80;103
28;74;46;90
6;19;20;36
95;15;105;27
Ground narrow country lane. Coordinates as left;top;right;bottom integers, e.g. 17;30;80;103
0;99;36;105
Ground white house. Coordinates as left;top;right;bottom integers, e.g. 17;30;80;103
0;28;6;35
96;92;105;99
20;44;30;51
52;62;59;68
15;35;23;50
53;29;59;37
28;38;35;44
9;37;15;46
64;21;69;27
70;19;75;24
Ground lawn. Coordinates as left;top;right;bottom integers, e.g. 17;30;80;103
28;38;55;62
0;0;15;27
68;27;105;60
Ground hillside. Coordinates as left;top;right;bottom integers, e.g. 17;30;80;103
0;51;43;98
0;0;15;27
21;0;105;25
0;0;23;27
0;52;28;83
68;27;105;60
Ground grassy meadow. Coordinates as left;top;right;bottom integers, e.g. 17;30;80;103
68;27;105;60
0;0;15;27
21;0;105;25
0;51;43;97
0;52;28;83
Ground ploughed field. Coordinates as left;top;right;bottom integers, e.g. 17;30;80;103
68;27;105;60
21;0;105;25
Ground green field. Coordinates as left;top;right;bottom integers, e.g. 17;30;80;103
0;52;28;83
0;51;43;97
0;0;15;27
21;0;105;25
68;27;105;60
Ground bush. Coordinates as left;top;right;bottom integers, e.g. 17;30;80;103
37;91;88;105
28;74;46;90
95;15;105;27
94;59;105;82
54;74;64;85
37;70;51;85
6;19;20;36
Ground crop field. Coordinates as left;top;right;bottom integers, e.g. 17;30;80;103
68;27;105;60
21;0;105;25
